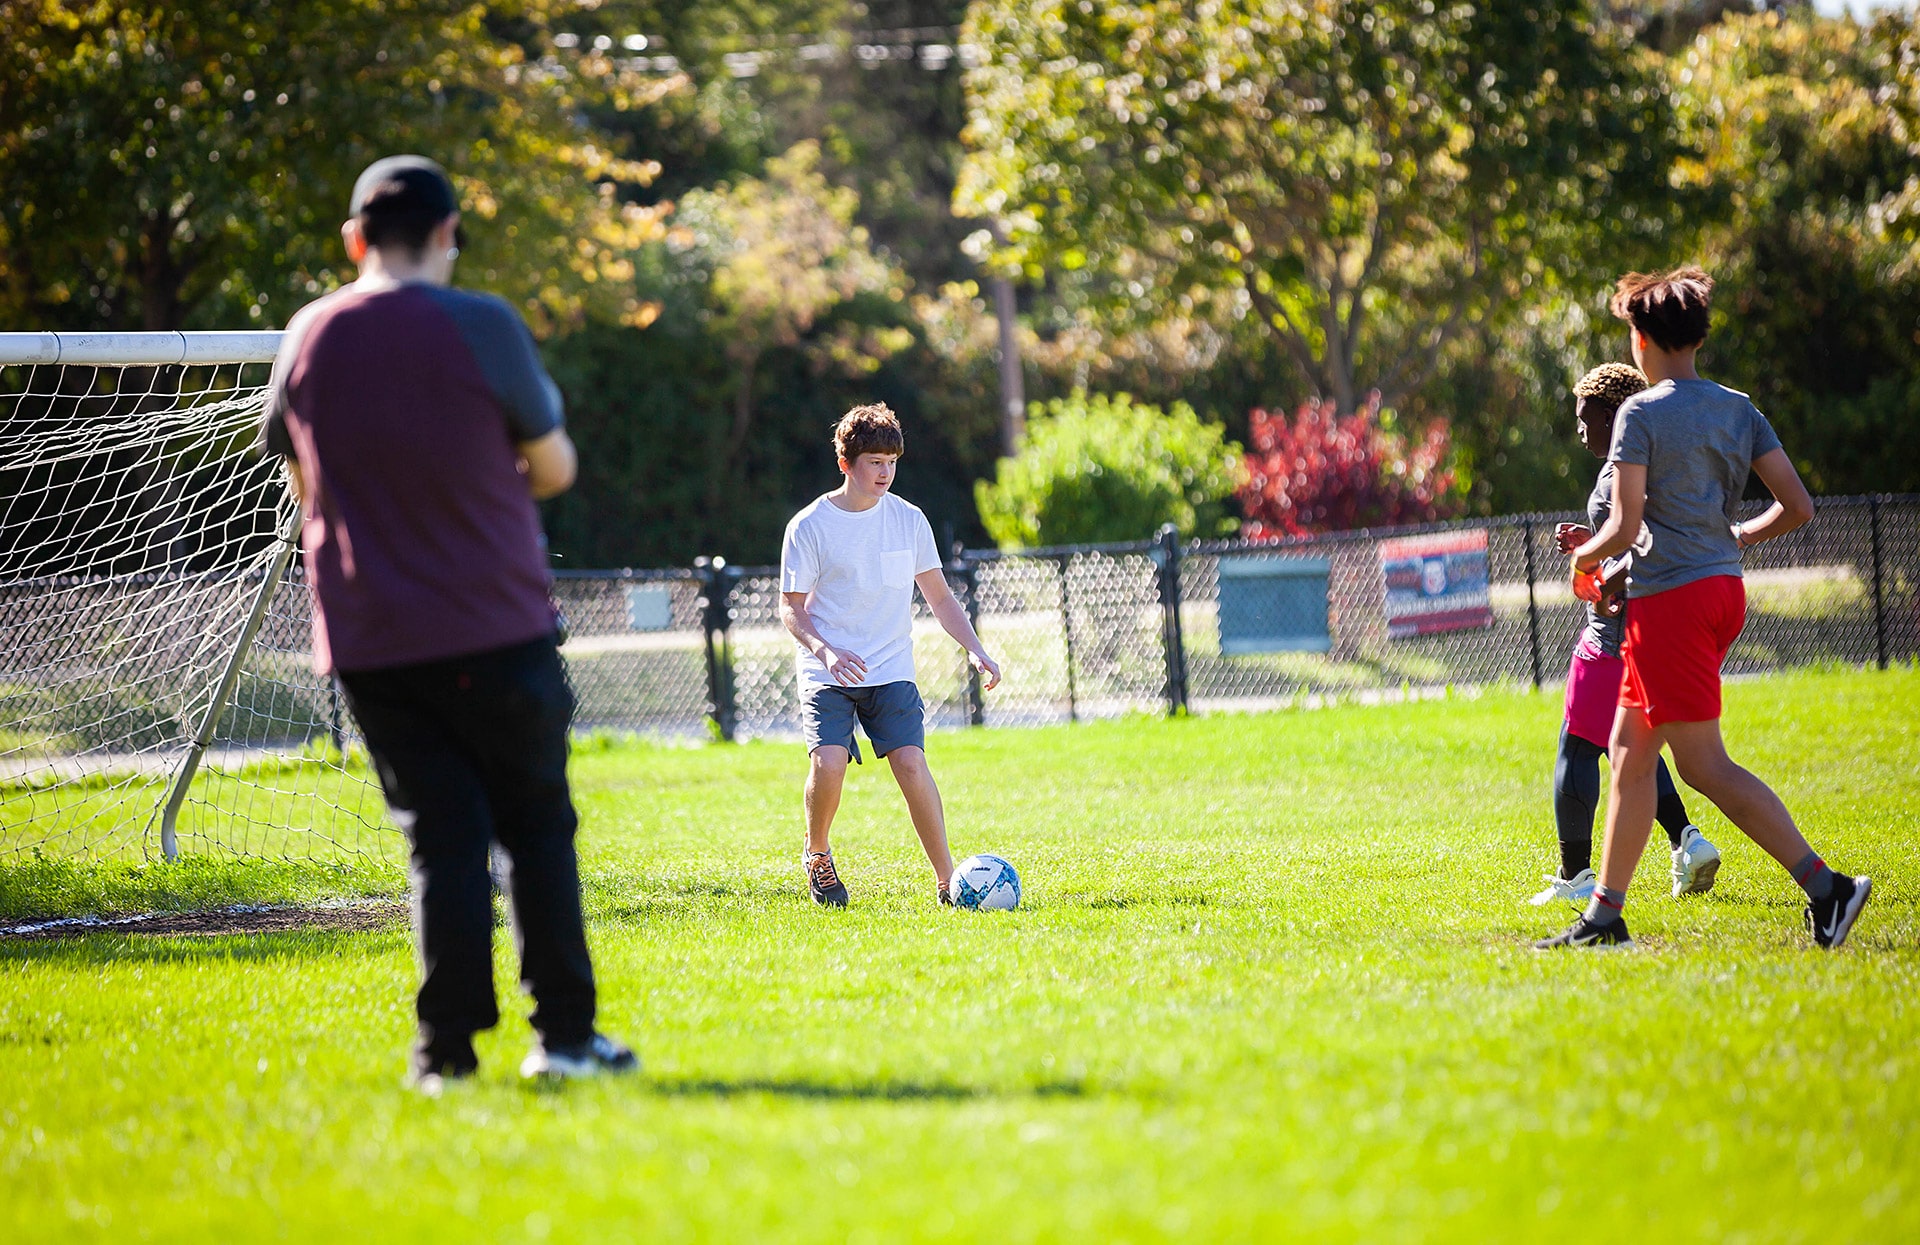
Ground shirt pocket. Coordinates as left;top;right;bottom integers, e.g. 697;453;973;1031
880;550;915;589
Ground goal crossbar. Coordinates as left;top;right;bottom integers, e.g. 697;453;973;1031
0;331;283;367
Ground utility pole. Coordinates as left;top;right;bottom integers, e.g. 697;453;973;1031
984;220;1024;457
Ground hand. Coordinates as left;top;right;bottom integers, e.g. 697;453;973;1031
1597;562;1629;617
1554;523;1591;554
819;647;867;686
969;649;1002;692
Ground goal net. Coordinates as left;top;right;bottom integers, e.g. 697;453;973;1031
0;332;394;866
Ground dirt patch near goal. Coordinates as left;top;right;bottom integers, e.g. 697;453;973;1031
0;900;407;942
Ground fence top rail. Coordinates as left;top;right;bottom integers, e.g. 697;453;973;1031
0;331;285;367
959;538;1162;563
551;567;700;583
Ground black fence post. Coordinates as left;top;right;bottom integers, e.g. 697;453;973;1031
695;556;740;741
954;554;986;727
1057;553;1079;722
1156;523;1190;716
1869;496;1888;670
1520;517;1544;690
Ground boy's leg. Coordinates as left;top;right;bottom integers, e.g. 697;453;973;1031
806;746;851;856
861;683;951;887
884;746;955;885
799;686;859;905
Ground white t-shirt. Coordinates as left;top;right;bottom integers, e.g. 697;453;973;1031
780;492;944;688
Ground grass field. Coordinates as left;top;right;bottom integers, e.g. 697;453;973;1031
2;665;1916;1242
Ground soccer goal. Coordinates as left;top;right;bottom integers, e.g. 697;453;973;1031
0;332;393;866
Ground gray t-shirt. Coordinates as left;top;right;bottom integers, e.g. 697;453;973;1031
1580;460;1626;657
1608;378;1783;598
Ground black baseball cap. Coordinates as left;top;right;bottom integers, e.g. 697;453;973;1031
350;155;459;220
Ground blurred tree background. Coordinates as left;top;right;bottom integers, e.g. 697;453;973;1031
3;0;1916;562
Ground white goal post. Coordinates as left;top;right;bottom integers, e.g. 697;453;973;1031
0;331;393;866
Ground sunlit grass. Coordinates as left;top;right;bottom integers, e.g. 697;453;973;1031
1;666;1915;1242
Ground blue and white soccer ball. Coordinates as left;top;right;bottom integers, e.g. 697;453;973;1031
950;853;1021;911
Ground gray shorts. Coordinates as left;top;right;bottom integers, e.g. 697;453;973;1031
801;681;925;764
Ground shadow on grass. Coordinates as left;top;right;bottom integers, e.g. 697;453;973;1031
632;1076;1092;1102
0;923;408;966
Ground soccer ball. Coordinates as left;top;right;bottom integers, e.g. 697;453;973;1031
950;853;1021;911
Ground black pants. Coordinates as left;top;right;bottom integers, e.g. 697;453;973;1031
339;635;595;1056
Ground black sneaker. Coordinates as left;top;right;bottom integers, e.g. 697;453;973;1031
937;879;953;907
806;851;849;907
1533;913;1633;950
1806;874;1872;949
411;1041;478;1096
520;1032;640;1081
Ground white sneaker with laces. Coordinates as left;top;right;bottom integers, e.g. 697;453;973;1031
1671;826;1722;897
1528;867;1597;907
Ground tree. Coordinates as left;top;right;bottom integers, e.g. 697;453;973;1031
0;1;663;333
1668;9;1920;493
1237;396;1459;538
974;392;1242;548
955;0;1678;413
670;143;912;453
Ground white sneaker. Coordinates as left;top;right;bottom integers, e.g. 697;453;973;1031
1671;826;1722;897
1528;867;1597;906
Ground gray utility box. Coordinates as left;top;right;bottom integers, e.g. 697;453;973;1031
624;584;674;631
1216;555;1333;654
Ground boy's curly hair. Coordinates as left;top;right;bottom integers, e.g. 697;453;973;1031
1609;266;1714;351
1572;362;1649;412
833;403;905;464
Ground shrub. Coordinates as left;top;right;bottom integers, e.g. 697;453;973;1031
1238;395;1460;538
974;393;1243;548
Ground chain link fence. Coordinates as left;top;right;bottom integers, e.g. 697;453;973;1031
550;494;1918;742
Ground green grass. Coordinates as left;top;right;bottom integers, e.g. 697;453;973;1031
2;666;1916;1242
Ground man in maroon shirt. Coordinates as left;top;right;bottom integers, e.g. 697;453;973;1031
263;155;634;1090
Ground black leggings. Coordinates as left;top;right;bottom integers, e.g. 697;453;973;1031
1552;723;1693;878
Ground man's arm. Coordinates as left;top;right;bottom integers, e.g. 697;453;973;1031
518;428;577;500
284;458;307;505
780;591;868;686
1573;462;1647;573
1735;448;1815;549
915;569;1001;691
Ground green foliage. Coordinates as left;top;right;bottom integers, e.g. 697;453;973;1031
974;393;1242;548
956;0;1679;413
1667;10;1920;494
0;1;661;332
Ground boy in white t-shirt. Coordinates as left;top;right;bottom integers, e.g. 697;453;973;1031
778;404;1002;907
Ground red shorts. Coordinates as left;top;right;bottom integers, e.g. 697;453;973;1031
1620;574;1746;727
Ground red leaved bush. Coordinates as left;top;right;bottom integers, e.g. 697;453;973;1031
1237;394;1460;539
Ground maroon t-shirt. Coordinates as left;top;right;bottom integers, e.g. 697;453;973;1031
260;282;563;674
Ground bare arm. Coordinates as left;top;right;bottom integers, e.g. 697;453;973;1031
1573;462;1647;573
284;458;306;505
1735;448;1816;549
518;428;577;500
780;591;868;686
915;569;1001;691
